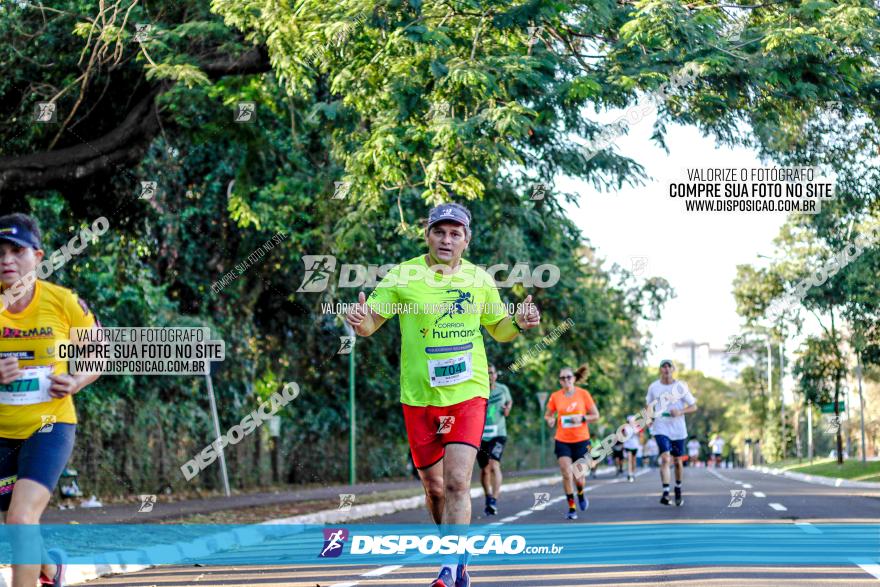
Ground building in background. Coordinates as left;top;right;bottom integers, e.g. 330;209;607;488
671;340;746;382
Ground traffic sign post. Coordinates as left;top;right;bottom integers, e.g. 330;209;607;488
820;401;845;414
536;392;548;469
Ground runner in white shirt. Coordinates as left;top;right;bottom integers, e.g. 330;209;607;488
710;434;725;467
645;437;659;468
686;437;701;467
622;415;642;482
645;359;697;506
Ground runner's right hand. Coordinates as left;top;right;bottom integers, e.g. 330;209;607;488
344;292;372;334
0;357;20;384
545;415;556;428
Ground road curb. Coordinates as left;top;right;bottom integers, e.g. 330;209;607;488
265;474;562;525
751;465;880;489
1;473;563;586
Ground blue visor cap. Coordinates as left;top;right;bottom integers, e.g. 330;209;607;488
0;220;41;249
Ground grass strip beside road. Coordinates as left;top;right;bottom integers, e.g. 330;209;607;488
768;458;880;482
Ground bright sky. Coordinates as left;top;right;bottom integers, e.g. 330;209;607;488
557;112;788;365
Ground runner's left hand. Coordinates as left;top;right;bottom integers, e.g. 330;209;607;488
669;408;682;417
48;374;80;398
515;294;540;330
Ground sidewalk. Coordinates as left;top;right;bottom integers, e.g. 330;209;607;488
42;468;560;524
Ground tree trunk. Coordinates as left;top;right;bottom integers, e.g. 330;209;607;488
0;47;270;195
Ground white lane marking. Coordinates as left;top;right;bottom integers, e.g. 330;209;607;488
795;522;822;534
362;565;402;577
768;502;788;511
515;510;534;517
752;491;766;498
850;559;880;581
329;583;359;587
487;522;504;526
500;516;518;522
706;468;737;484
742;483;752;488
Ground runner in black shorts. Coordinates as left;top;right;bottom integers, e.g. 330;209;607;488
612;441;625;476
623;415;642;482
0;213;103;587
544;365;599;520
478;365;512;516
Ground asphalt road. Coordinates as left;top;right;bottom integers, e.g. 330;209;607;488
85;465;880;586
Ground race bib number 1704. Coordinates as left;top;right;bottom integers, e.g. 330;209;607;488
428;353;473;387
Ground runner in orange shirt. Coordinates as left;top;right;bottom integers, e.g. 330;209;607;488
543;365;599;520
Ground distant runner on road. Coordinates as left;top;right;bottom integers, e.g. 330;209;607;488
645;436;659;468
710;434;725;467
612;439;625;477
646;359;697;506
623;415;641;482
544;365;599;520
686;436;701;467
345;202;540;587
478;363;512;516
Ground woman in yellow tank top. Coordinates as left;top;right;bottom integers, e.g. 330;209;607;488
0;213;102;587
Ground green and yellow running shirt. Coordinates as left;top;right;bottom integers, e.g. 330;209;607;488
367;255;507;407
483;382;513;440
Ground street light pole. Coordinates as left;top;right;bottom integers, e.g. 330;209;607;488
807;400;814;464
766;339;772;438
343;322;357;485
858;352;867;463
779;338;785;459
536;392;548;469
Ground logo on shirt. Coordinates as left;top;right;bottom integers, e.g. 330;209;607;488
0;351;34;360
1;327;54;339
430;328;476;339
434;289;474;325
565;402;578;412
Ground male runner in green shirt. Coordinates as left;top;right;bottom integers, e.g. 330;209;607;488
345;202;540;587
478;363;512;516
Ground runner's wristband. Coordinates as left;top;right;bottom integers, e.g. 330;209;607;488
512;318;525;333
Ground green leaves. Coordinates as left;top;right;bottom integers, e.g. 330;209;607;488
145;63;211;88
